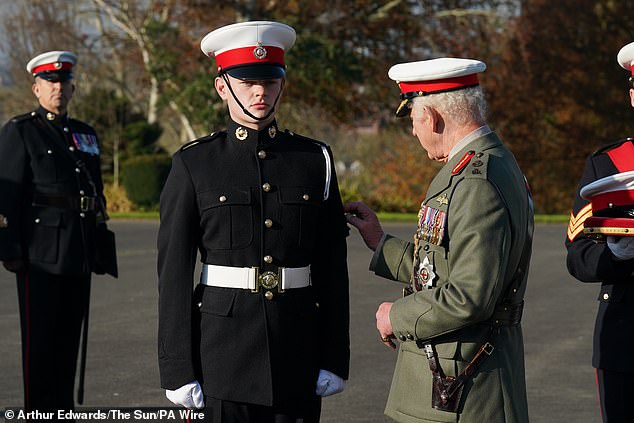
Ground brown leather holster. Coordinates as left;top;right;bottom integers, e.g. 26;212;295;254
421;300;523;413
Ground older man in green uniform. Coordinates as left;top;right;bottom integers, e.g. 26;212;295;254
345;58;533;422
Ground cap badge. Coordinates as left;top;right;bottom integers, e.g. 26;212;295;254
54;62;62;69
235;126;248;141
253;45;268;60
0;214;8;229
46;112;56;121
268;126;277;139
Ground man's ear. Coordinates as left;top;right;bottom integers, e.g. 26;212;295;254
426;107;443;133
629;88;634;108
31;82;39;98
214;77;229;100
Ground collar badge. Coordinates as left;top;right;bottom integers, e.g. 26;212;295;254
46;112;56;121
0;214;8;229
268;125;277;139
235;126;248;141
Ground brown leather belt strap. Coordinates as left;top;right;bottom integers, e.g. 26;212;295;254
423;326;499;407
32;194;97;212
421;301;524;409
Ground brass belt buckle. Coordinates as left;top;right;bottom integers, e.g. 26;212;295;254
259;271;279;290
252;268;284;293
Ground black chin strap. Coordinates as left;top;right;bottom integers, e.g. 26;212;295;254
221;73;283;121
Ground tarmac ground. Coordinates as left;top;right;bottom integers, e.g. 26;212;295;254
0;221;602;422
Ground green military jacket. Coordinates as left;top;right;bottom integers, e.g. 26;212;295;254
371;132;532;423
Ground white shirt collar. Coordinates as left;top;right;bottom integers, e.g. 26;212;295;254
448;125;492;160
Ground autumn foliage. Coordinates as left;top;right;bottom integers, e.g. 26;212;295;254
2;1;634;213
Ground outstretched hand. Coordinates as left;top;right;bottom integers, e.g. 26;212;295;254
343;201;384;251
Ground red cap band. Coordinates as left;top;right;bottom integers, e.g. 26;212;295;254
31;61;73;74
399;74;479;95
215;46;285;71
591;189;634;212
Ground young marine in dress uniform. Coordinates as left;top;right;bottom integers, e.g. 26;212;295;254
157;21;350;422
565;41;634;423
345;58;533;422
0;51;115;415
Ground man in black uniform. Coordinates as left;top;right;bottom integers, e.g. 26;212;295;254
0;51;115;415
158;21;350;422
565;41;634;422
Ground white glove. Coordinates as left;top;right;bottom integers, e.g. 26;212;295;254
607;236;634;261
165;380;205;409
315;369;346;397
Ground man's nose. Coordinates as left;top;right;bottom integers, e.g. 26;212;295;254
253;83;266;95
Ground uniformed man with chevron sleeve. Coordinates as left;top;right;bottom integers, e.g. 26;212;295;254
345;58;533;422
565;41;634;423
157;21;350;422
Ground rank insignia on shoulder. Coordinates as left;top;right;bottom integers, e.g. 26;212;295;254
452;150;475;175
0;214;8;228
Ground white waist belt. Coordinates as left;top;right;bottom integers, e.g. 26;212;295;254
200;264;311;291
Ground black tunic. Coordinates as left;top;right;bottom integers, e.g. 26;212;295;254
565;138;634;372
0;106;105;275
157;119;350;407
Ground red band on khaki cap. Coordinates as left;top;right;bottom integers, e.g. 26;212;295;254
591;189;634;212
31;61;74;74
215;46;285;71
399;74;479;95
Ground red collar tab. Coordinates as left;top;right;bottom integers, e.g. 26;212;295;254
399;74;479;96
452;151;475;175
215;46;285;71
32;61;74;75
607;141;634;172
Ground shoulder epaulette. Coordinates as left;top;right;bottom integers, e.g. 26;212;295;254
593;138;634;156
11;111;38;124
180;130;225;151
463;151;489;179
284;129;329;148
451;150;475;175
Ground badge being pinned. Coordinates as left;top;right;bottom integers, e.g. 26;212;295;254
415;256;436;290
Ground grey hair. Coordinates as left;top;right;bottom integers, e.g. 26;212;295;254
411;86;487;125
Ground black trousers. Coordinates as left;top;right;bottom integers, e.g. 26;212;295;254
16;267;90;415
195;396;321;423
597;368;634;423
